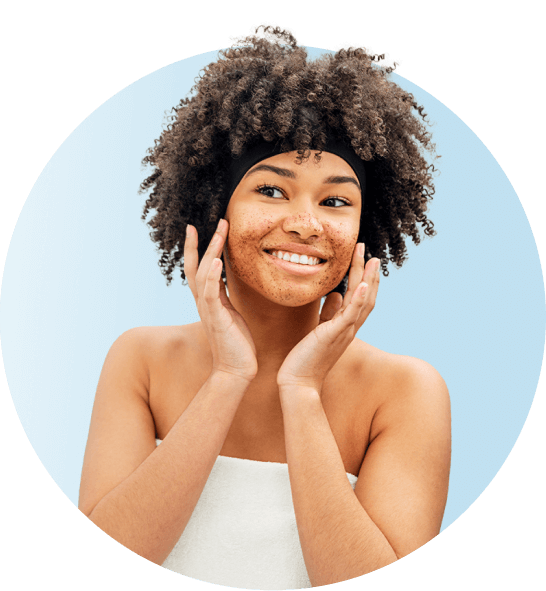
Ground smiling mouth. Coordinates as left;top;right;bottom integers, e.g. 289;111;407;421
264;250;326;267
262;250;327;277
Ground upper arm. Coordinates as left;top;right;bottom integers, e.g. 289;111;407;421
354;357;451;558
78;328;157;517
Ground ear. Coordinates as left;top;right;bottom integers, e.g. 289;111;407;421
319;292;343;324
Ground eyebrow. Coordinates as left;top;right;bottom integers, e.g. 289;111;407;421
245;164;361;189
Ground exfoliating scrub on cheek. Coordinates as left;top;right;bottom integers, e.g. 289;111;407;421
225;205;359;306
223;148;362;305
318;220;359;286
224;208;274;287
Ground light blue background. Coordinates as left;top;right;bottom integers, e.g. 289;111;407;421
1;48;544;532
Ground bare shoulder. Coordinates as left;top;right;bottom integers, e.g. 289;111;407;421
113;322;206;361
348;341;451;557
347;337;448;388
119;323;213;413
347;338;451;436
113;323;199;381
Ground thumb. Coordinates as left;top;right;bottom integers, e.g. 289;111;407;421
218;277;232;308
319;292;343;324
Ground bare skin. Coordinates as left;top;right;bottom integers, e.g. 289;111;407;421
148;323;385;476
223;155;360;365
150;153;384;474
79;152;451;583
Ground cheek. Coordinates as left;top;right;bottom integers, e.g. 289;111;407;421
225;211;274;273
322;221;359;277
224;209;359;304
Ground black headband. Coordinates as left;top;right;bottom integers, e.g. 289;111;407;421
226;138;367;204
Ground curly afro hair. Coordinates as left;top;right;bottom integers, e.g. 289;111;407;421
140;26;437;294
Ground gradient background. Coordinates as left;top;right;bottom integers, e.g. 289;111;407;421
1;3;544;590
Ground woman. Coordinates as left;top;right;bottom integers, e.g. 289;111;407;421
79;27;451;589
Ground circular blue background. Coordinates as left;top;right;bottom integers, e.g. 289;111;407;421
0;48;544;532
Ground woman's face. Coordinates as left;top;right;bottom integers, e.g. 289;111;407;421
223;151;362;307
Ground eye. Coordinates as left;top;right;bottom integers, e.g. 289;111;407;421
256;184;285;199
256;185;351;209
322;197;351;207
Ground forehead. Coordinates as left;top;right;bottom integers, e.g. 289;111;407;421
250;150;358;179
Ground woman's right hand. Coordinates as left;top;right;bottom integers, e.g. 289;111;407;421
184;219;258;382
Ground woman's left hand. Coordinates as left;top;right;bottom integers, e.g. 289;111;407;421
277;244;380;392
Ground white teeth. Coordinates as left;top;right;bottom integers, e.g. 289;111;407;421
269;250;322;266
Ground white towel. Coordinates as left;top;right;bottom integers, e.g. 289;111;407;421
156;439;358;589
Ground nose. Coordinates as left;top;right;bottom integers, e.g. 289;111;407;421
282;211;324;240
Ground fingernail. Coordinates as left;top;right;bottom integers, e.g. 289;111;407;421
360;282;368;296
358;243;364;257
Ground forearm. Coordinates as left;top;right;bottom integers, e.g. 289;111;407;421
280;386;397;586
88;371;251;564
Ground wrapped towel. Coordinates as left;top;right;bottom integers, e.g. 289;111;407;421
156;439;358;590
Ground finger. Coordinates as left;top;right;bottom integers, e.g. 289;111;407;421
184;224;199;299
195;218;229;289
362;256;380;287
186;220;228;303
337;258;381;331
338;281;369;330
341;242;365;310
352;281;369;309
202;257;224;316
360;257;380;311
218;274;232;308
319;292;343;324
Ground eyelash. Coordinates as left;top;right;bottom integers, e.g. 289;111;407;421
256;184;351;208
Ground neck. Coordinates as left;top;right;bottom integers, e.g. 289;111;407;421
225;275;321;376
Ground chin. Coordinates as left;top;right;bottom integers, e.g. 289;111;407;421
255;276;344;308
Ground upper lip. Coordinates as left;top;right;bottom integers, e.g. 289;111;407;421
263;243;329;260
